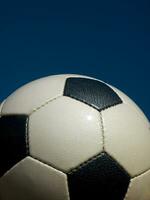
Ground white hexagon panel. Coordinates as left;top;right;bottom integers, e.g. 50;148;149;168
102;86;150;177
29;96;103;172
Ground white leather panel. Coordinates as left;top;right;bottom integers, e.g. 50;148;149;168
29;96;103;172
124;169;150;200
0;157;69;200
110;85;149;123
0;101;5;116
1;74;85;115
102;103;150;177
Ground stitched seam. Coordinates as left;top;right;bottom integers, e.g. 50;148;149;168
123;167;150;200
29;95;62;116
124;168;150;199
103;151;130;178
65;94;123;112
0;116;29;178
66;175;71;200
99;112;105;151
123;179;132;200
30;156;70;199
1;157;29;178
67;151;131;176
30;155;67;173
132;167;150;179
101;101;122;111
0;100;6;117
25;117;29;155
68;150;130;177
67;152;103;175
65;94;99;110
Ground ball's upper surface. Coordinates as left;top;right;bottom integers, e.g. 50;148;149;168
0;74;150;200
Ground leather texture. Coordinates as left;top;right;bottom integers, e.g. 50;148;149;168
67;152;130;200
64;77;122;111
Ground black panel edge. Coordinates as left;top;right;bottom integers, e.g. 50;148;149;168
64;77;123;111
67;151;130;178
67;151;130;200
0;114;30;155
0;114;30;177
30;154;67;174
25;115;30;155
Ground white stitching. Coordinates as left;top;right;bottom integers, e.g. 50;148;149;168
29;95;62;116
99;112;105;151
68;152;103;175
25;117;29;155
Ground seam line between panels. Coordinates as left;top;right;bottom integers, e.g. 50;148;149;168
67;151;130;175
30;155;70;200
29;95;62;116
67;152;103;175
25;116;30;155
30;155;67;174
66;175;71;200
64;94;99;110
124;168;150;200
64;94;122;112
99;112;105;151
0;157;30;179
27;95;63;175
123;179;132;200
132;167;150;179
0;100;6;117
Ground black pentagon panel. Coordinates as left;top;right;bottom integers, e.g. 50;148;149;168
0;115;29;177
64;78;122;111
67;152;130;200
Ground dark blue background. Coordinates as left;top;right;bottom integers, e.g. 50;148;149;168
0;0;150;119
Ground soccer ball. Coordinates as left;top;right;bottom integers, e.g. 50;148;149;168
0;74;150;200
